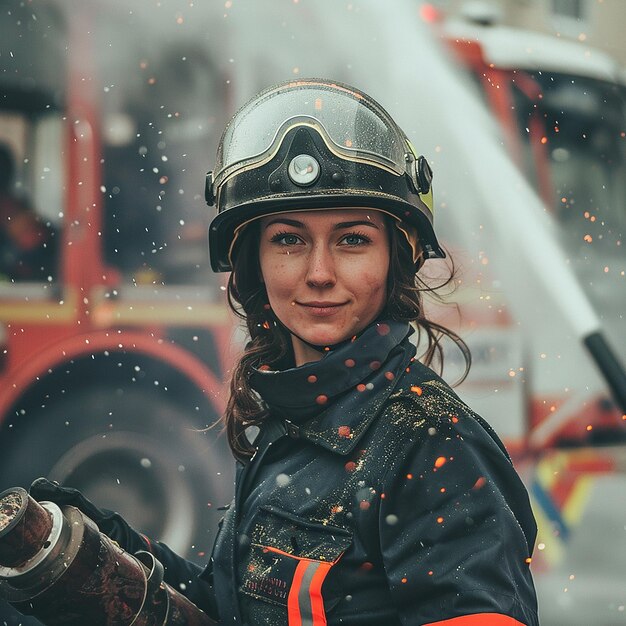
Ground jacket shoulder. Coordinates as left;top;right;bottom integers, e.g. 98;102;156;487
384;358;469;422
382;359;512;462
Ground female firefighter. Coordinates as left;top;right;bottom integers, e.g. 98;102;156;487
31;79;539;625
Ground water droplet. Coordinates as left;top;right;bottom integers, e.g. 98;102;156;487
276;474;290;487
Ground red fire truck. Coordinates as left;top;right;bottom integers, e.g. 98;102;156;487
0;1;235;568
430;6;626;448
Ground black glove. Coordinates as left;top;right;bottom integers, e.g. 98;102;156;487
29;477;149;555
30;478;217;616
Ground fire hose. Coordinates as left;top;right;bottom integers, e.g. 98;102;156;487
0;487;217;625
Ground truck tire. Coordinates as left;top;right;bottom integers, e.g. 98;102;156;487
0;384;233;625
0;385;233;558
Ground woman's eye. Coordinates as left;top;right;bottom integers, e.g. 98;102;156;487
341;233;370;246
271;233;301;245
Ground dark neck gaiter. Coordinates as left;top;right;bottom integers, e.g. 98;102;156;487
249;320;416;423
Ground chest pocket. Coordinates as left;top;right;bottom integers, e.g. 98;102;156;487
240;505;352;625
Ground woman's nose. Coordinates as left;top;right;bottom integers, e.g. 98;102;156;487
305;244;336;287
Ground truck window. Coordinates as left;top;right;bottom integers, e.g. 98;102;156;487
99;45;224;288
511;73;626;259
0;111;62;285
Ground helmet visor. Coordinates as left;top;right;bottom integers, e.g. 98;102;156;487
215;79;409;184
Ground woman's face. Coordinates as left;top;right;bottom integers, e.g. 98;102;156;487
259;208;390;366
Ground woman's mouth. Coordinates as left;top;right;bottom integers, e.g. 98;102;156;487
298;301;347;316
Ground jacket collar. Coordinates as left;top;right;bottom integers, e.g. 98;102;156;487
250;320;416;454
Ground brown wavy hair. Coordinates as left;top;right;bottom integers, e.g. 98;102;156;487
225;217;471;460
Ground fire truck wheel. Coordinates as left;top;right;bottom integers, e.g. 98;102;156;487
0;385;232;564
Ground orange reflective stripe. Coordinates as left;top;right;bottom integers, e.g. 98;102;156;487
309;560;333;626
262;545;340;626
287;559;309;626
425;614;528;626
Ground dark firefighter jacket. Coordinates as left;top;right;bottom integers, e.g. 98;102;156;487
84;319;540;625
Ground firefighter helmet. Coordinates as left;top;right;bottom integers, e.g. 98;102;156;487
206;78;444;272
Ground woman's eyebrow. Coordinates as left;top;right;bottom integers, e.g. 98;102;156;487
333;220;380;230
263;218;381;230
263;217;304;229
